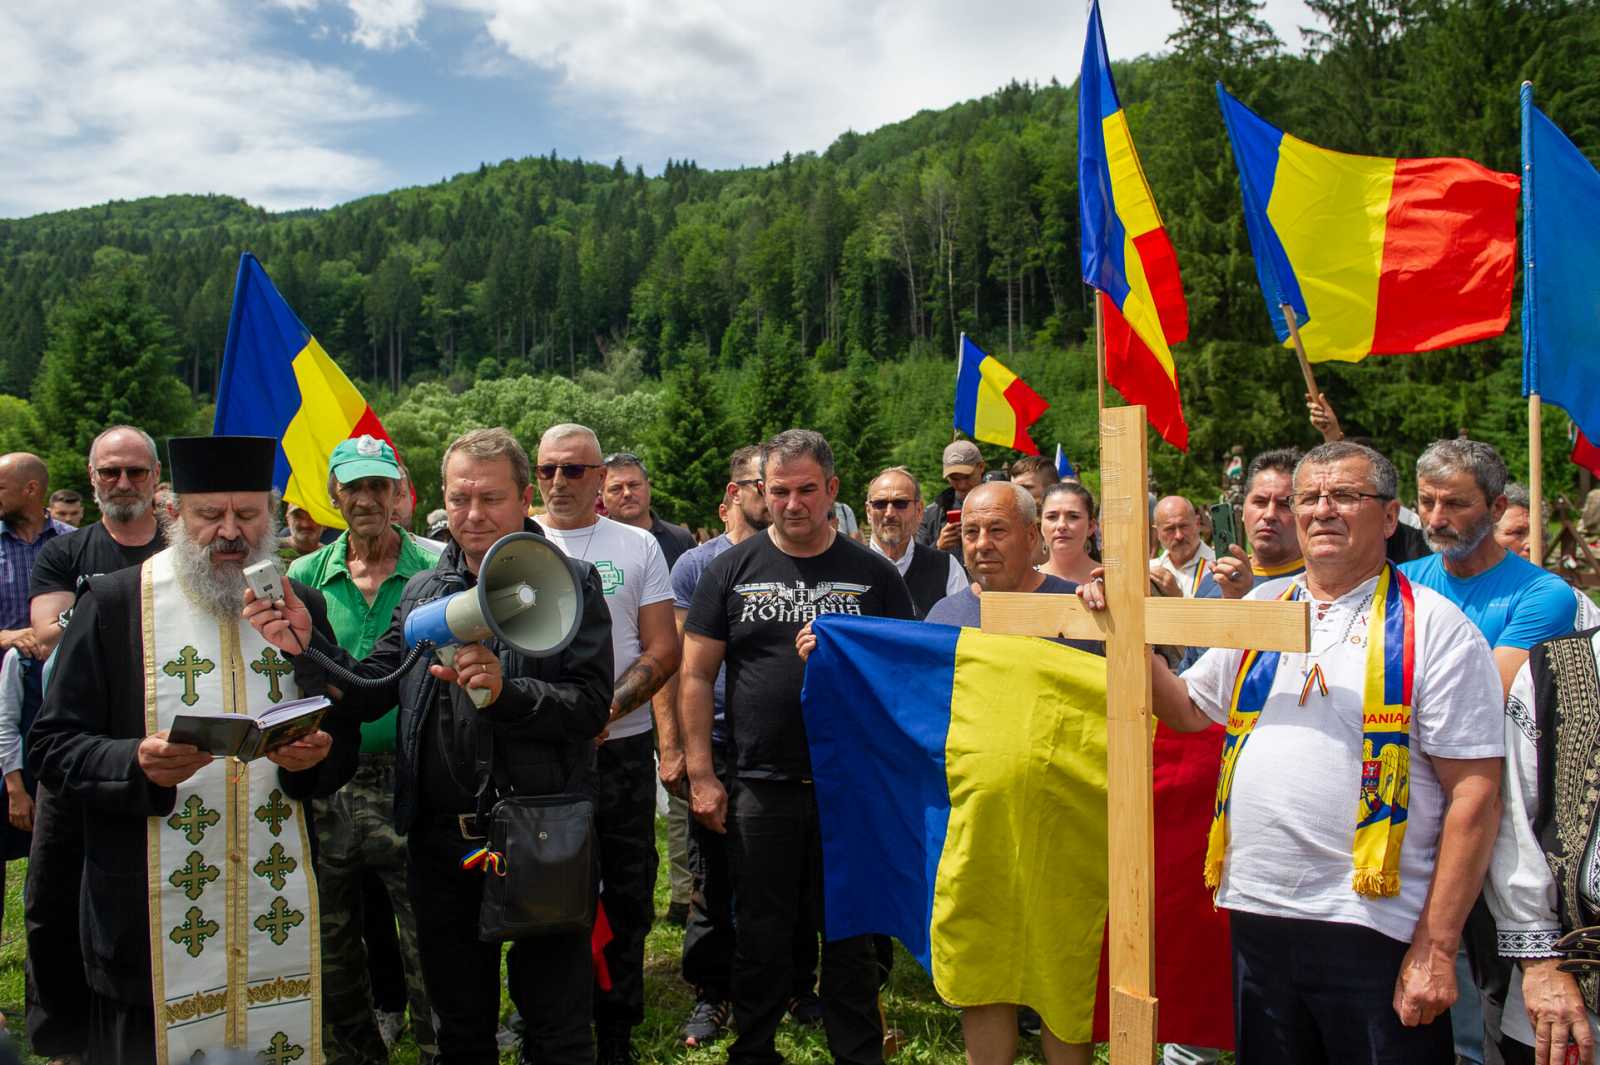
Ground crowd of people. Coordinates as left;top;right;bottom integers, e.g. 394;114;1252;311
0;392;1596;1065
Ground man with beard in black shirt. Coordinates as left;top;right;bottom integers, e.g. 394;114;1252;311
25;424;166;1063
682;429;916;1065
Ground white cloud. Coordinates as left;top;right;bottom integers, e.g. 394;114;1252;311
346;0;427;49
0;0;409;218
386;0;1313;167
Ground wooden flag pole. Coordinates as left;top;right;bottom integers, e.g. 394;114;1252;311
955;332;965;443
1280;304;1323;405
1530;393;1545;565
1094;293;1107;413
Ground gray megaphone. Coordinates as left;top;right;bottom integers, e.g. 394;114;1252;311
402;531;582;707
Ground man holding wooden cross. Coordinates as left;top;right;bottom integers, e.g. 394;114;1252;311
1082;440;1505;1063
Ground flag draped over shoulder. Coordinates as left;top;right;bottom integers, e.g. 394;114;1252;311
1079;0;1189;451
1218;85;1519;364
213;253;398;530
801;615;1107;1042
1521;86;1600;462
953;335;1049;454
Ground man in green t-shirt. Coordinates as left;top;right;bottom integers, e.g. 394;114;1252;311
288;435;441;1063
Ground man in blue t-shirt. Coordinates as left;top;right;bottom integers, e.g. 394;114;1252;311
1399;438;1577;1065
1400;439;1576;696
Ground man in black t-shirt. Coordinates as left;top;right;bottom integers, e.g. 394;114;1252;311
23;424;165;1061
683;430;916;1065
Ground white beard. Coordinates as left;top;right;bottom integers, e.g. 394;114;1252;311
168;523;277;622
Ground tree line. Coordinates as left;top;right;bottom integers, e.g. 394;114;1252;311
2;0;1597;524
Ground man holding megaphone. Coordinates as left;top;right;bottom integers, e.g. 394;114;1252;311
246;427;616;1065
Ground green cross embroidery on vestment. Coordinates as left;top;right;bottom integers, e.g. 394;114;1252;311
259;1031;305;1065
253;897;305;946
254;789;292;836
169;850;220;901
162;645;216;707
252;842;297;891
250;648;294;704
169;906;219;958
167;795;221;846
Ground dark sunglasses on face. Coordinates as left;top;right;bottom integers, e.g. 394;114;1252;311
95;466;152;484
535;463;604;480
867;498;914;511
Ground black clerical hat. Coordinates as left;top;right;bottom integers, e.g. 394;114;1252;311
167;436;278;494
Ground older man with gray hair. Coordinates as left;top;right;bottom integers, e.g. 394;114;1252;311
864;466;966;618
1399;439;1579;1064
534;422;679;1065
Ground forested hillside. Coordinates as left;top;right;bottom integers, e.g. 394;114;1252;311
3;0;1597;523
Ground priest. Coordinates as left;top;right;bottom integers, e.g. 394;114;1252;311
29;435;359;1065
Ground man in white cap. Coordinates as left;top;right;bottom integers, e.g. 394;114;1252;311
916;440;986;554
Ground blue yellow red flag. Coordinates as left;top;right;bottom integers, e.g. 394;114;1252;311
213;253;399;530
1054;443;1077;480
801;614;1108;1041
1079;0;1189;451
1521;84;1600;455
952;335;1049;454
1218;85;1519;364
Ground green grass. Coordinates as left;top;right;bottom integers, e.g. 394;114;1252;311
0;821;1209;1063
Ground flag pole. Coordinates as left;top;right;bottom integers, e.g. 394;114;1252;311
1094;293;1107;412
1530;395;1545;565
1522;81;1544;566
954;332;965;443
1280;303;1324;408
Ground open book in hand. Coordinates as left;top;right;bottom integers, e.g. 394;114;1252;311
168;695;331;762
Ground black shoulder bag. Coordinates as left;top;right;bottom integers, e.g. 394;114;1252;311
475;736;597;942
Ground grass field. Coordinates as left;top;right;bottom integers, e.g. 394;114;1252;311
0;820;1204;1064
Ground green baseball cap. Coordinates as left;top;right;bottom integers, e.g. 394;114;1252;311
329;434;402;484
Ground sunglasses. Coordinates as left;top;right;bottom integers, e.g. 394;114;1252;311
867;499;915;511
732;478;762;488
94;465;152;484
535;463;604;480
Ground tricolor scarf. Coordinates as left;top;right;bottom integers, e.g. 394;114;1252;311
1205;564;1416;898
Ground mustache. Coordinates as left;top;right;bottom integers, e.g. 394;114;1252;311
210;536;250;555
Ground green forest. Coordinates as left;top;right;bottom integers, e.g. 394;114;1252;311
3;0;1598;529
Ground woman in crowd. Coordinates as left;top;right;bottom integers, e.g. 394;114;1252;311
1038;482;1099;585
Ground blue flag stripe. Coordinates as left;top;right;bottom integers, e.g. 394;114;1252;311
802;615;959;967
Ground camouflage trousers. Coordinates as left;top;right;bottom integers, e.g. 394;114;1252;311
312;754;437;1064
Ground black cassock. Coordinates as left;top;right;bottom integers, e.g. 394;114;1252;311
27;564;359;1063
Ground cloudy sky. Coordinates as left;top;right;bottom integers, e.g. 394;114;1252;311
0;0;1315;219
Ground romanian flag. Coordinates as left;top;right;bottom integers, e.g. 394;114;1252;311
801;615;1107;1041
213;253;398;530
1218;85;1520;363
1078;0;1189;451
953;335;1049;454
1521;86;1600;464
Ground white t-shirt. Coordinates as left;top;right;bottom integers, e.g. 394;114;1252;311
1155;544;1216;597
870;539;968;599
1181;571;1504;942
536;515;674;740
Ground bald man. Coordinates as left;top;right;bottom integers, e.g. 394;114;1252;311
1151;496;1219;599
0;453;72;656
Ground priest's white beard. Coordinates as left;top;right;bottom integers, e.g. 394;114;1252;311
169;522;277;622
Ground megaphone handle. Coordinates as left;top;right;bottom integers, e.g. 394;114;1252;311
434;645;494;709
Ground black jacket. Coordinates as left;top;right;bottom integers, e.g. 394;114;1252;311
306;519;614;832
915;486;961;548
27;569;357;1003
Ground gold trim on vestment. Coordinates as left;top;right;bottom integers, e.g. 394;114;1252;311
294;798;325;1063
142;559;170;1065
220;619;248;1047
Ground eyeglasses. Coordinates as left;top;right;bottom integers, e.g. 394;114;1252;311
534;463;604;480
731;478;762;488
603;452;649;478
1291;490;1392;514
94;466;152;484
867;499;914;511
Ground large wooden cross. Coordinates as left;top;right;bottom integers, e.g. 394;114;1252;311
980;405;1310;1064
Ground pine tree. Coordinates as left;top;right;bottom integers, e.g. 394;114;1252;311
818;348;890;508
33;261;192;496
743;321;815;444
647;341;735;531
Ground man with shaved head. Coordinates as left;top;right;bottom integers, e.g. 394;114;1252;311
1152;495;1219;599
535;422;680;1065
0;452;70;657
922;480;1099;1065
